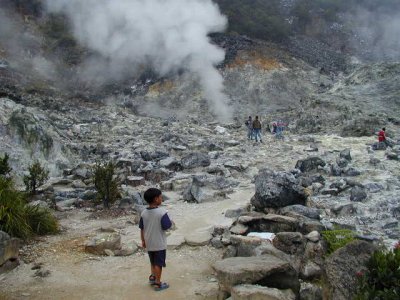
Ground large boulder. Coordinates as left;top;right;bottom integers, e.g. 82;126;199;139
213;255;299;294
251;169;308;211
295;157;326;172
231;285;296;300
325;240;378;300
181;152;211;169
0;231;20;270
84;233;122;255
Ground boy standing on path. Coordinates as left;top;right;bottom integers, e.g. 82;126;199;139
252;116;263;143
139;188;172;291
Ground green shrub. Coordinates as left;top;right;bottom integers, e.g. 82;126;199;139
0;177;58;239
23;161;49;194
321;229;355;255
93;162;120;208
354;245;400;299
0;153;12;176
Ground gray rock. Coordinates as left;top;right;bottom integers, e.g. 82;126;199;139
211;237;224;249
300;282;323;300
251;169;307;210
350;186;367;202
330;164;342;176
167;233;185;250
159;157;182;171
299;174;325;188
185;231;212;246
231;285;296;300
279;205;321;220
225;140;240;147
0;231;20;268
72;164;92;179
185;174;238;203
300;220;326;234
181;152;211;169
142;168;170;183
340;148;352;161
230;223;249;235
222;245;237;259
369;157;381;165
114;244;138;256
140;150;168;162
273;232;305;255
386;151;399;160
301;261;323;280
332;203;357;216
225;207;247;218
230;235;262;257
126;176;145;187
325;241;378;300
254;243;290;262
84;233;122;255
213;255;299;294
365;182;384;193
238;214;299;233
343;167;361;177
295;157;326;172
305;231;321;242
336;157;349;168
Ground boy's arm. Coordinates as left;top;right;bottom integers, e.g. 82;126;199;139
139;217;146;248
140;229;146;248
161;213;172;230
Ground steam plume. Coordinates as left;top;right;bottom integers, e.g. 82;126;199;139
45;0;232;120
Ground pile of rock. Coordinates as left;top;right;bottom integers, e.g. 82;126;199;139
210;163;378;299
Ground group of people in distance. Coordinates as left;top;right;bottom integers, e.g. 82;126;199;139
245;116;263;143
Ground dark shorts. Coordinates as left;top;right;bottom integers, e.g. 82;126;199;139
148;250;166;267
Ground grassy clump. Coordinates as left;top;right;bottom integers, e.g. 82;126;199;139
0;176;58;239
93;161;120;209
321;229;355;255
354;245;400;299
24;205;59;236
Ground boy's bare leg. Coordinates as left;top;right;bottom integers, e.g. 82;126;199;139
154;265;163;284
151;264;156;276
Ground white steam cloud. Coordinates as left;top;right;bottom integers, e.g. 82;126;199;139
45;0;232;121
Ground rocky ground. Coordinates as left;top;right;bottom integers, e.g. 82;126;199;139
1;13;400;298
0;100;399;298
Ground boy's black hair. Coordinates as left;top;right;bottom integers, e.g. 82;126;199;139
382;127;386;131
144;188;162;204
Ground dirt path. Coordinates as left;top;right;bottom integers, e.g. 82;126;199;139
0;187;253;300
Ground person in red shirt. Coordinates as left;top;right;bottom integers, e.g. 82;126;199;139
378;128;386;143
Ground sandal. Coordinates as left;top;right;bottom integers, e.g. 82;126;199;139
148;275;156;285
154;282;169;291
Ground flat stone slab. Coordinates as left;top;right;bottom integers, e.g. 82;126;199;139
232;285;296;300
185;231;212;246
213;255;299;293
167;233;186;250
